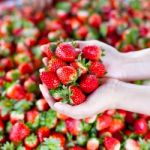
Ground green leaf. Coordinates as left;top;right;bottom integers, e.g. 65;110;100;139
1;142;15;150
56;120;66;133
129;0;141;10
100;23;107;37
56;2;71;12
14;100;32;111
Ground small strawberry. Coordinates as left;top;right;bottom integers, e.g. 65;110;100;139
89;13;102;28
96;114;112;131
37;126;50;143
24;78;37;93
86;137;99;150
133;118;148;135
9;122;30;143
6;84;26;100
82;45;101;61
55;43;77;62
5;69;20;82
79;74;99;93
125;139;140;150
48;57;66;73
66;118;82;136
19;62;33;74
125;112;137;124
89;61;106;77
24;134;38;149
76;26;88;39
26;109;39;124
104;137;121;150
36;99;49;111
55;120;67;134
40;71;60;89
41;43;53;59
69;86;86;105
56;66;77;85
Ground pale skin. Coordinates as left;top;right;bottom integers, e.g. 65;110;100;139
39;40;150;119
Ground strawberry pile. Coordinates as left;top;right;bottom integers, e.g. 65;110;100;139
0;0;150;149
40;42;106;105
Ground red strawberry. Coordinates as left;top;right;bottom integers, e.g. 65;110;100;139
49;133;66;148
82;45;101;61
56;66;77;85
0;120;4;133
144;131;150;140
1;58;14;70
37;126;50;143
108;119;124;133
66;118;82;136
10;122;30;142
6;84;26;100
36;99;49;111
24;134;38;149
86;137;99;150
40;71;60;89
55;43;77;62
10;111;25;124
89;61;106;77
48;57;66;73
42;43;53;59
89;13;102;28
125;111;137;124
76;26;88;39
125;139;140;150
24;78;37;92
26;109;39;124
96;114;112;131
104;137;121;150
79;74;99;93
133;118;148;135
70;86;86;105
19;62;33;74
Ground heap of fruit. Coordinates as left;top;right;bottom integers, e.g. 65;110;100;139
40;42;106;105
0;0;150;149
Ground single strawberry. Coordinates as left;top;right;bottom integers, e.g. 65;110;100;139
49;133;66;148
79;74;99;93
24;134;38;149
55;43;77;62
36;99;49;111
0;58;14;70
10;111;25;124
125;139;140;150
26;109;40;124
108;119;124;133
144;131;150;140
9;122;30;143
89;13;102;28
55;120;67;134
69;146;86;150
82;45;101;61
104;137;121;150
48;57;66;73
42;43;53;59
96;114;112;131
77;133;88;146
125;111;137;124
19;62;33;74
89;61;106;77
76;26;88;39
37;126;50;143
6;84;26;100
69;86;86;105
86;137;99;150
66;118;82;136
133;118;148;135
56;66;77;85
24;78;37;93
40;71;60;89
5;69;20;82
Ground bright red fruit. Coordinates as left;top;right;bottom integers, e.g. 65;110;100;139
37;126;50;143
70;86;86;105
89;13;101;28
6;84;26;100
56;66;77;85
96;114;112;131
82;45;101;61
79;74;99;93
89;61;106;77
66;118;82;136
19;62;33;74
48;57;66;73
10;122;30;142
40;71;60;89
55;43;77;62
76;26;88;39
104;137;121;150
26;109;39;123
42;43;53;59
133;118;148;135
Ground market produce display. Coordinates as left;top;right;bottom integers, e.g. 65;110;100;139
0;0;150;149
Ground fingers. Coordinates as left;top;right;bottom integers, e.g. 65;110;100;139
39;84;55;109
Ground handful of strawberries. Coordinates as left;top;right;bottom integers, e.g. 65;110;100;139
40;42;106;105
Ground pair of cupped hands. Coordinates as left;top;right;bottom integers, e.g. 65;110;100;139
40;40;150;119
